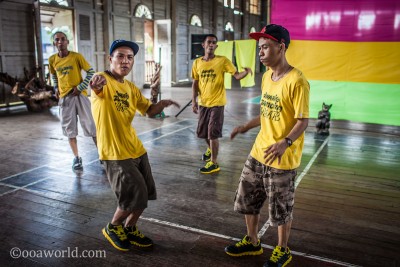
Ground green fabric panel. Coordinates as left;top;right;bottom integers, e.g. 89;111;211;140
235;40;256;88
243;81;400;126
309;81;400;126
215;41;234;89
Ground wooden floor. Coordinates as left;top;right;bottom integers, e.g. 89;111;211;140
0;81;399;267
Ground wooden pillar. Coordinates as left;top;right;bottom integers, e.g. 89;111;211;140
33;0;44;81
170;0;176;83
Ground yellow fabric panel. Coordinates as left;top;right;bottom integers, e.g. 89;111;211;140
215;41;234;89
235;40;256;87
286;40;400;84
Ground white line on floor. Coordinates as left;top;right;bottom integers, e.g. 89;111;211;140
257;137;330;238
0;122;194;192
143;125;193;144
0;177;50;197
2;133;358;266
0;166;46;181
86;124;193;165
142;216;360;267
137;119;190;136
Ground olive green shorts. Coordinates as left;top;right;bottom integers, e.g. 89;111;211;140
103;153;156;211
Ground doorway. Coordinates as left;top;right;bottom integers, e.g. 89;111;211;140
154;19;171;87
144;19;155;85
39;4;74;83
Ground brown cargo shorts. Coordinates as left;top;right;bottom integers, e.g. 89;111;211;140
103;153;157;211
197;106;224;139
233;155;297;226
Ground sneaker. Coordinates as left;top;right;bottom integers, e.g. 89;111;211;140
225;235;263;256
263;246;292;267
102;223;131;251
124;225;153;247
200;161;220;174
72;156;83;170
202;147;211;161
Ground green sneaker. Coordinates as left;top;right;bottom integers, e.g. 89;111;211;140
225;235;263;256
124;225;153;247
200;161;220;174
102;223;131;251
263;246;292;267
202;147;211;161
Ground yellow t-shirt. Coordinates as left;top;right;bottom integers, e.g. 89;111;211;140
191;55;236;107
49;51;91;98
91;72;152;160
250;67;310;170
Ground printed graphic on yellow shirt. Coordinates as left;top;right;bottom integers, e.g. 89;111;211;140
200;69;217;83
114;91;129;111
260;92;283;121
56;65;73;75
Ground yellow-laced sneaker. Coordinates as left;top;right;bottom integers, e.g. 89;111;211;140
200;161;220;174
102;223;130;251
263;246;292;267
224;235;263;256
124;225;153;247
202;147;211;161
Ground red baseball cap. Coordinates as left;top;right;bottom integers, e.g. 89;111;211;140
249;24;290;48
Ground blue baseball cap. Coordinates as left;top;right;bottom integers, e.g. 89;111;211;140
109;40;139;55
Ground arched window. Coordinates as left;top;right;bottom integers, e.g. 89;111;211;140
249;0;261;15
190;15;202;27
250;27;256;33
134;4;152;19
39;0;69;6
225;22;234;32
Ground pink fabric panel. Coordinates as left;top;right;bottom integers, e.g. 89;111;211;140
271;0;400;42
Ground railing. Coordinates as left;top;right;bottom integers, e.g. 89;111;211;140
145;60;156;84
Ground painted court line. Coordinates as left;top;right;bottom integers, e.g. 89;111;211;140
0;122;194;195
0;177;50;197
0;166;47;181
137;119;190;136
143;125;192;144
7;185;358;267
2;133;357;266
86;124;193;165
142;216;359;267
257;137;330;238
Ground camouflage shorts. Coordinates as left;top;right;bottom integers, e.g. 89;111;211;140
233;155;297;226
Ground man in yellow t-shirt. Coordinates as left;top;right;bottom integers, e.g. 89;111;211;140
191;34;253;174
49;31;97;171
90;40;179;252
225;24;310;267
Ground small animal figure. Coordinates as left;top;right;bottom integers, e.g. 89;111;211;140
316;102;332;135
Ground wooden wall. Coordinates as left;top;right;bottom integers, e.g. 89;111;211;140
0;0;266;96
0;0;36;106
